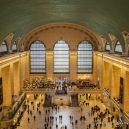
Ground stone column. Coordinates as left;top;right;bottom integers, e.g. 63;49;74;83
70;51;77;82
97;53;103;88
111;66;121;98
2;66;13;107
20;55;26;90
123;71;129;112
25;51;30;79
109;64;113;95
93;52;98;84
13;62;20;96
103;61;110;89
46;51;53;79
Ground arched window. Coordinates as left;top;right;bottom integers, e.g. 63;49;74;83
30;41;46;73
12;41;17;52
77;41;93;73
0;41;8;56
105;42;111;51
54;40;69;73
114;41;123;53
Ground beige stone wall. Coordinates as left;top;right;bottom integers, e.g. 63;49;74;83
21;23;100;51
1;48;129;116
95;53;103;87
22;23;100;82
111;65;121;98
2;23;129;117
0;52;29;108
124;71;129;112
46;51;54;79
95;51;129;113
103;61;110;89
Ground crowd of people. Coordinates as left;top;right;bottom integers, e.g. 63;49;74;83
4;78;128;129
25;98;70;129
23;78;98;90
78;93;129;129
77;80;96;89
23;78;55;90
11;92;129;129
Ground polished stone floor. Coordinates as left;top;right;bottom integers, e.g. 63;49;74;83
17;94;117;129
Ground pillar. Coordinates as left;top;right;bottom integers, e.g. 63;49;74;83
13;62;20;96
111;65;121;98
103;61;110;89
25;52;30;79
96;54;103;88
70;51;77;81
123;71;129;112
20;56;26;90
2;66;13;107
46;51;53;79
93;52;98;84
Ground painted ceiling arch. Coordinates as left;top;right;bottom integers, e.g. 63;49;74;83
0;0;129;49
22;23;100;51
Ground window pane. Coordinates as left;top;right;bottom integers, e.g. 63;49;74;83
0;41;8;55
12;42;17;52
77;41;93;73
105;42;111;51
115;41;122;53
54;40;69;73
30;41;46;73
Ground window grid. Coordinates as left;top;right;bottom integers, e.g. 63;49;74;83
30;41;46;74
54;40;69;73
0;41;8;56
114;41;123;53
77;41;93;73
12;42;17;52
105;42;111;51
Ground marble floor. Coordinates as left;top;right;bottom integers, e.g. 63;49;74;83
16;94;117;129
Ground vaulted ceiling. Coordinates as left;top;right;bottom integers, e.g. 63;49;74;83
0;0;129;45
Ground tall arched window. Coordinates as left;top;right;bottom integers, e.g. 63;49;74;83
114;41;123;53
0;41;8;56
105;42;111;51
54;40;69;73
30;41;46;73
78;41;93;73
12;41;17;52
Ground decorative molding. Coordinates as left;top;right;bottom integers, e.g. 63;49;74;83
0;52;27;66
20;22;100;51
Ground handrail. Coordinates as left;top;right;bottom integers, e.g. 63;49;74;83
2;93;26;120
123;112;129;122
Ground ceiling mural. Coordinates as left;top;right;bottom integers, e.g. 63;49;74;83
0;0;129;46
